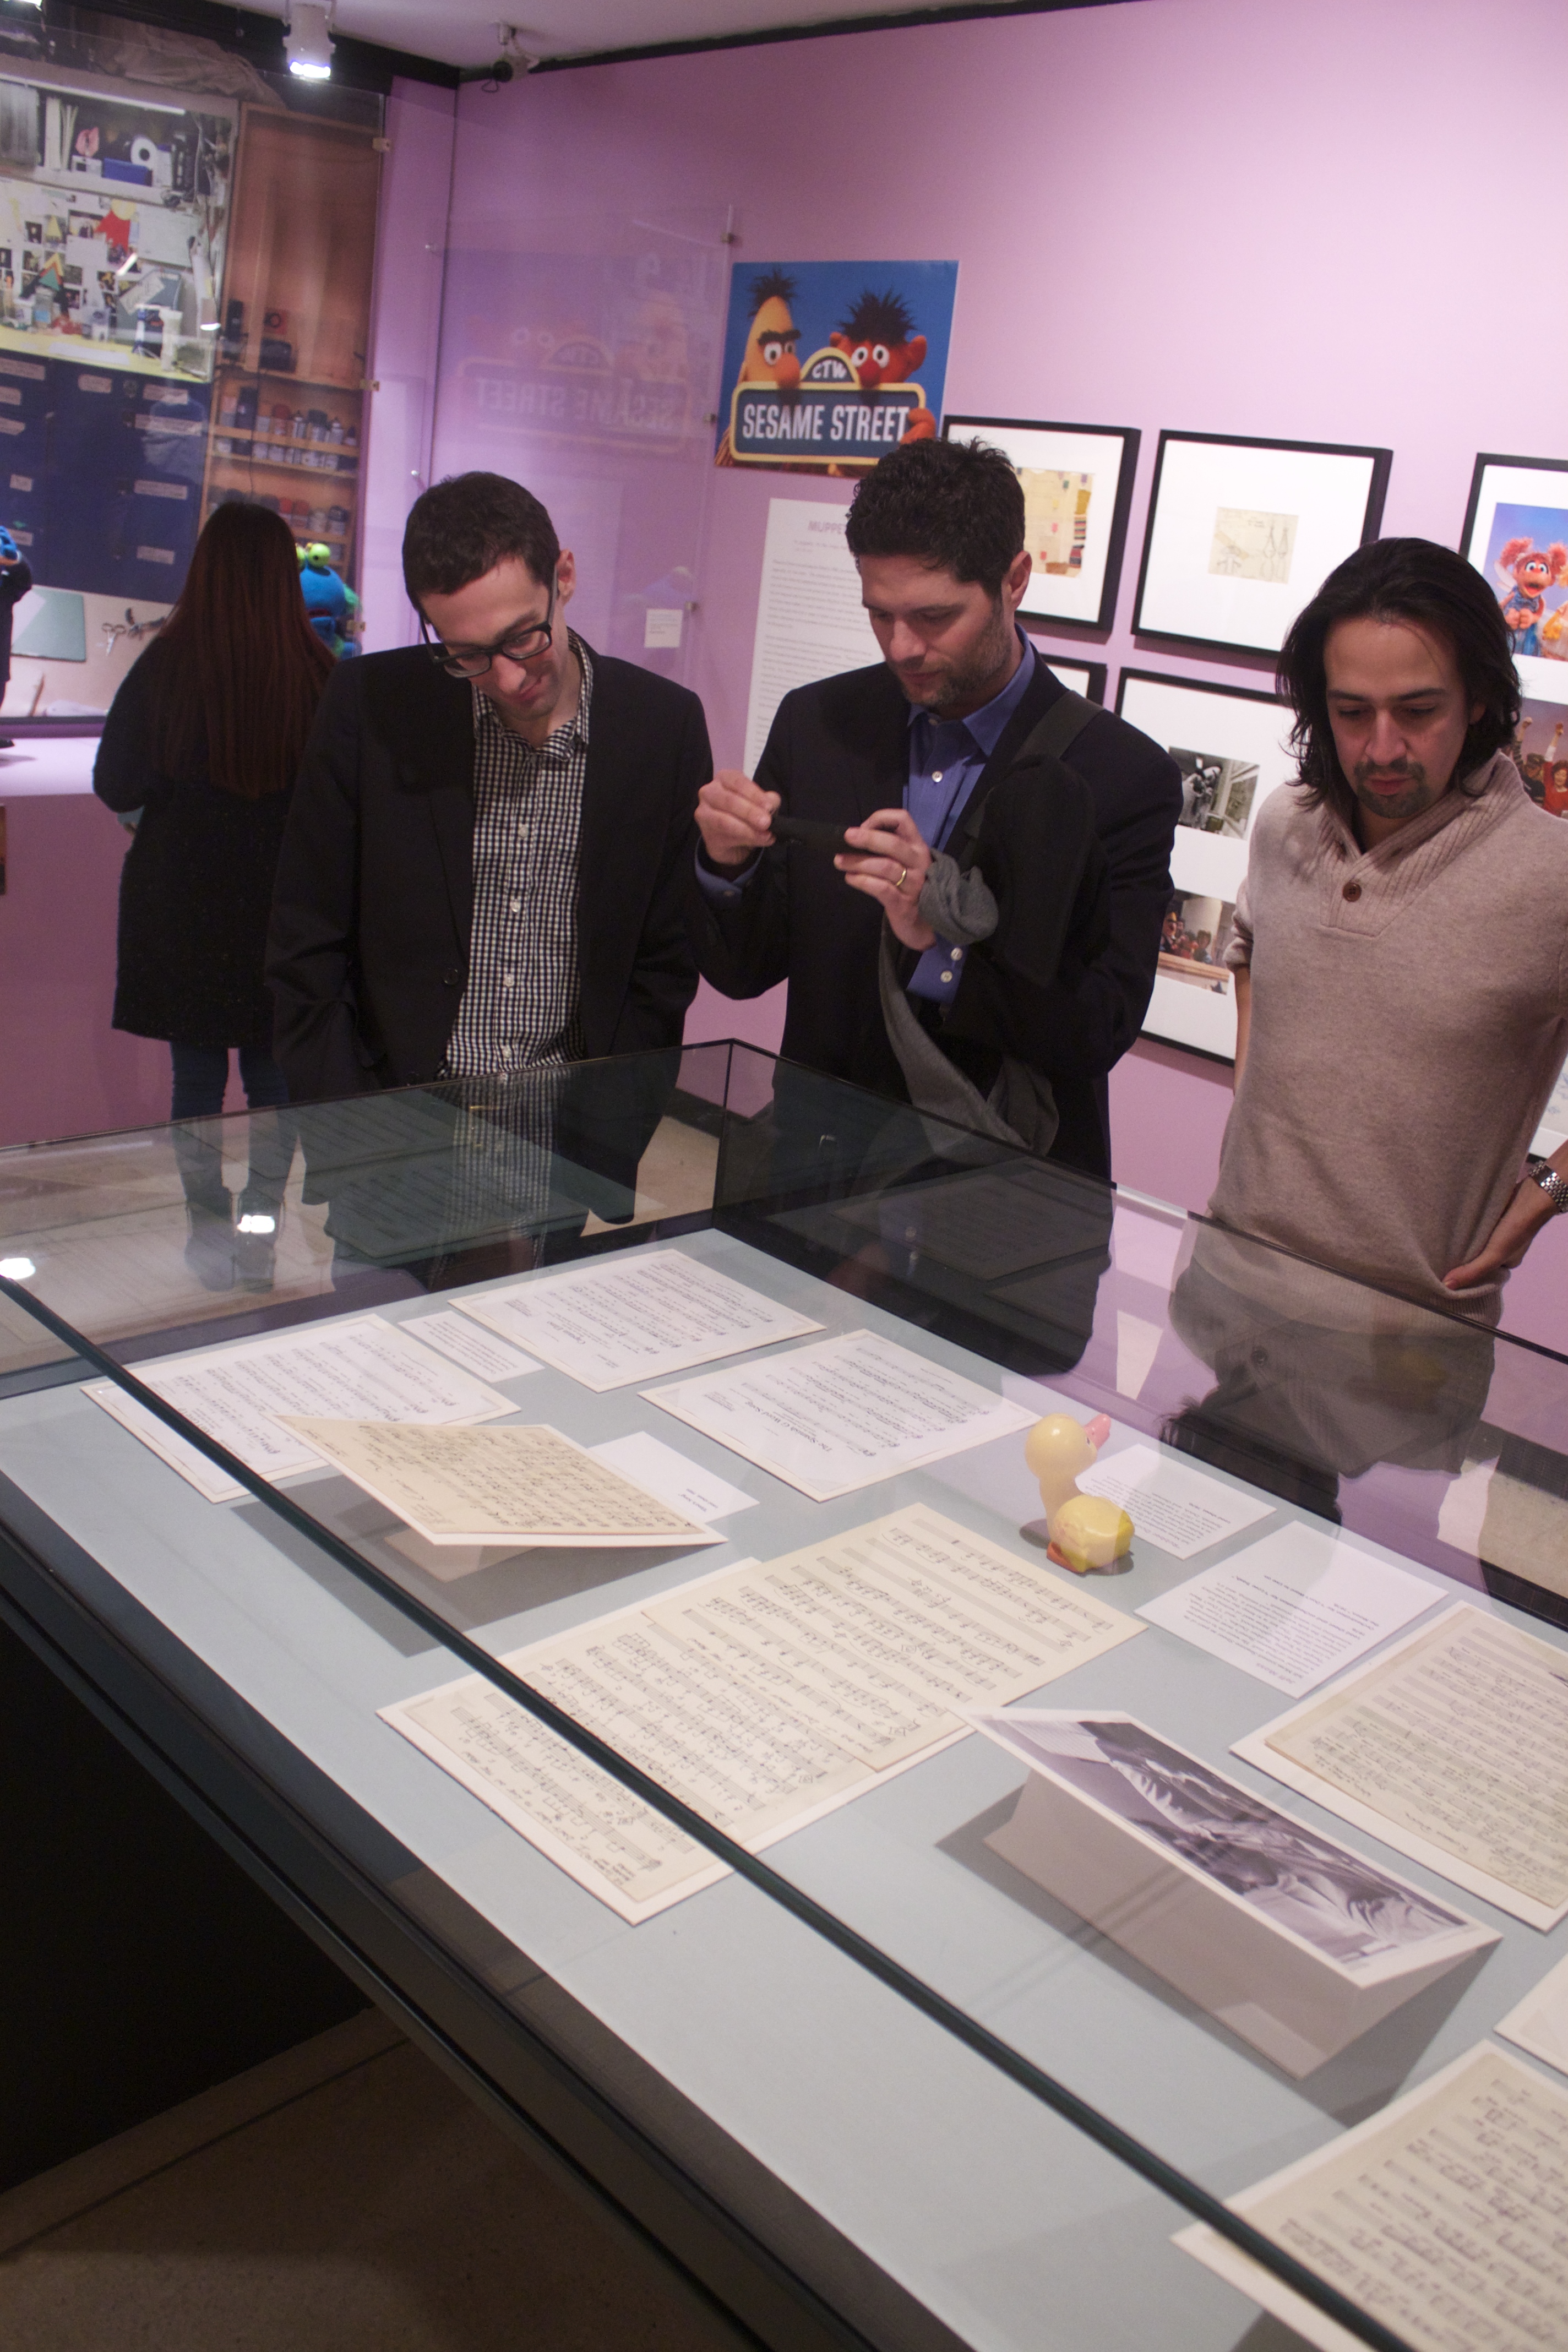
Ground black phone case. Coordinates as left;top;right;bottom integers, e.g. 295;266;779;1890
770;815;851;853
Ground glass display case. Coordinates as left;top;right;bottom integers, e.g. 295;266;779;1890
2;1041;1565;2352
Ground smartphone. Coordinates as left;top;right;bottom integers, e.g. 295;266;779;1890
769;814;852;854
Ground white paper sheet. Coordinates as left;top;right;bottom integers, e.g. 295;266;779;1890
456;1250;820;1391
742;498;880;773
406;1310;541;1384
1496;1949;1568;2078
85;1316;514;1494
1175;2043;1568;2352
586;1433;756;1524
281;1419;723;1550
84;1379;247;1502
645;1329;1039;1501
1138;1523;1444;1695
1234;1602;1568;1929
1077;1441;1274;1559
382;1502;1140;1921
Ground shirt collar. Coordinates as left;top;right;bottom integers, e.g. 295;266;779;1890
472;631;592;752
907;628;1036;756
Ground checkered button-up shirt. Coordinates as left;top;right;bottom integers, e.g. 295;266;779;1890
443;636;591;1080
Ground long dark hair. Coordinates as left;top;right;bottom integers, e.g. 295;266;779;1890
1277;537;1521;831
149;502;335;798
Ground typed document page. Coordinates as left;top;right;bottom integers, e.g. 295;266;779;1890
645;1329;1039;1500
1176;2044;1568;2352
1234;1603;1568;1928
456;1250;820;1391
382;1501;1140;1922
743;498;881;773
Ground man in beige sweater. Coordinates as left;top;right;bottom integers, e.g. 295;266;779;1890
1210;537;1568;1321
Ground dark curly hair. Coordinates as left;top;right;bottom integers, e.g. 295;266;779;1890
845;436;1024;596
1277;537;1521;828
402;472;559;606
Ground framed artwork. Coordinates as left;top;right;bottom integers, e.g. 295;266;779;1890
1037;652;1108;705
943;415;1139;630
1132;431;1391;658
1461;453;1568;709
1116;669;1297;1060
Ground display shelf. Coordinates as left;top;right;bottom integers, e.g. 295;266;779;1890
0;1046;1564;2352
210;448;358;480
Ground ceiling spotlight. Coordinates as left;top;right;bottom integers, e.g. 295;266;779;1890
285;3;335;80
0;1256;37;1281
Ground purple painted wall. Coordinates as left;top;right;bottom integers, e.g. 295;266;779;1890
431;0;1568;1350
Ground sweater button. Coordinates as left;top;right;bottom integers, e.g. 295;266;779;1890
442;967;462;986
1342;881;1362;902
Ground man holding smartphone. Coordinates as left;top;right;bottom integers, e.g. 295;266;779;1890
689;438;1180;1178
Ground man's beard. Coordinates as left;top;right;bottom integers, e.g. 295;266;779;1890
893;599;1014;715
1348;758;1443;824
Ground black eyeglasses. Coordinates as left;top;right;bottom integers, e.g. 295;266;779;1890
421;573;559;678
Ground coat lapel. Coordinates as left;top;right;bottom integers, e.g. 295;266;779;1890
371;655;476;951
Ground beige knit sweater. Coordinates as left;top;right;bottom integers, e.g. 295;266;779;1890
1209;753;1568;1318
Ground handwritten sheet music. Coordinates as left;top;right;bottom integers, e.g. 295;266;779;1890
1176;2043;1568;2352
381;1502;1140;1921
85;1315;513;1498
281;1420;722;1550
1234;1603;1568;1928
455;1250;820;1390
645;1330;1039;1501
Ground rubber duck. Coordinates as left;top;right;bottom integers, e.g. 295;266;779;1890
1023;1413;1134;1574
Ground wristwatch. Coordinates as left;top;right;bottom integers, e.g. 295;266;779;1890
1526;1155;1568;1214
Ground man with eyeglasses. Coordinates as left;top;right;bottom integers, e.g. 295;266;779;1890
268;472;710;1106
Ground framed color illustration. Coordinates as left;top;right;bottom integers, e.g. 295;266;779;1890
943;416;1139;630
1132;431;1391;658
1037;653;1108;704
1116;669;1296;1059
1460;453;1568;709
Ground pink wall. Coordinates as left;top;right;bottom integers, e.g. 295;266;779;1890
436;0;1568;1352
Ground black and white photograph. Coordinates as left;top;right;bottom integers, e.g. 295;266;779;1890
992;1713;1469;1967
1174;745;1259;837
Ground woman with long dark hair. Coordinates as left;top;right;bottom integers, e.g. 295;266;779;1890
95;501;334;1287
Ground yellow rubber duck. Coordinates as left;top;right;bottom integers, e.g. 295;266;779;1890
1023;1413;1134;1574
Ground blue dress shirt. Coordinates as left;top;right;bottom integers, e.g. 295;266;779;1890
698;632;1038;1009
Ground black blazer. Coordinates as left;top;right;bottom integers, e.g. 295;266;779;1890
95;641;293;1049
267;641;710;1104
687;657;1182;1179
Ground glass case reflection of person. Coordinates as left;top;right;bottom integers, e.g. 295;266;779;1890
1214;538;1568;1320
93;503;334;1292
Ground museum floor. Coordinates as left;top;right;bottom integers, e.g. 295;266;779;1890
0;2014;744;2351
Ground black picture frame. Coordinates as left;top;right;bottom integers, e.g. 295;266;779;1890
1131;429;1392;661
941;413;1139;633
1458;449;1568;562
1459;452;1568;704
1034;649;1108;705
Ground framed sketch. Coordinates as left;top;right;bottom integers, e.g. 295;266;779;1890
943;415;1139;630
1037;652;1108;705
1132;431;1391;658
1117;669;1297;1060
1461;453;1568;709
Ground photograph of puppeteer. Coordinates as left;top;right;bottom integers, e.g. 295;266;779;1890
1159;891;1235;991
1173;744;1259;837
1002;1714;1466;1964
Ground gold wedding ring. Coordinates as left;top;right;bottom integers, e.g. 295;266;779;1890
897;865;908;891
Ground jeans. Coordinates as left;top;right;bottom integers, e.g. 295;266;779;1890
170;1043;289;1121
169;1044;293;1215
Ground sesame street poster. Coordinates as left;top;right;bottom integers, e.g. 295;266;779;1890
715;260;959;472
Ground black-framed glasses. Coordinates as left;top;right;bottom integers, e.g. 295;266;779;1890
421;572;559;679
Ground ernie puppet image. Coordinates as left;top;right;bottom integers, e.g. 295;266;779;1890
714;259;957;472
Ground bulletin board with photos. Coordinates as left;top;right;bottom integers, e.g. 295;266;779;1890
2;1044;1567;2352
0;14;381;718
